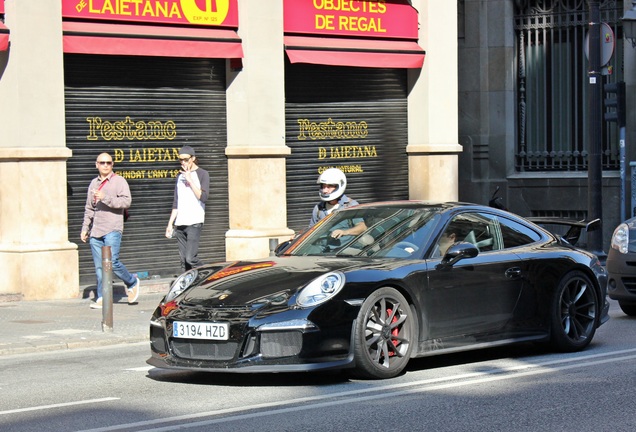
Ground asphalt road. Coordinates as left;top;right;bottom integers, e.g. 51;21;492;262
1;300;635;432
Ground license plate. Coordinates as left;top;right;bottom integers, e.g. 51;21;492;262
172;321;229;340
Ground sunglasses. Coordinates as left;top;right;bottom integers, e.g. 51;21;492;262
97;161;113;166
179;157;191;163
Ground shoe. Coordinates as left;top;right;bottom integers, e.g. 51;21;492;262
127;276;140;304
90;297;103;309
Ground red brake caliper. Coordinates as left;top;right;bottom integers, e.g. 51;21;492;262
386;308;400;357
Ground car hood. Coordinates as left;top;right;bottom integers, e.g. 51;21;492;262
177;256;400;308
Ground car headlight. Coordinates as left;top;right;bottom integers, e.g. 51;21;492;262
296;271;345;308
611;223;629;254
165;269;198;302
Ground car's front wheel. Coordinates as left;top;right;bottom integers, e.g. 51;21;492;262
618;301;636;316
352;287;416;379
550;271;598;352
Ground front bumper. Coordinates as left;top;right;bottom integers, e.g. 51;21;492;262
147;304;358;373
606;248;636;304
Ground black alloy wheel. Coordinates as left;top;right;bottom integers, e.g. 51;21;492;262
352;287;415;379
550;271;598;352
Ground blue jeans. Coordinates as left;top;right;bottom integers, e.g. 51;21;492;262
90;231;135;299
175;223;203;272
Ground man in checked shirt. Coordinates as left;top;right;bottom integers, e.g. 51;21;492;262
81;152;140;309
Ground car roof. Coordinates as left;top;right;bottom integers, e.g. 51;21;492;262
347;200;489;211
342;200;553;237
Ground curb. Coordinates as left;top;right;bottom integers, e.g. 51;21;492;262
0;338;148;357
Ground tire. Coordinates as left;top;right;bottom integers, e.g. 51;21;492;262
618;302;636;317
550;271;599;352
352;287;416;379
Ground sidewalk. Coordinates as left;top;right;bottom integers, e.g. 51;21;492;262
0;279;171;357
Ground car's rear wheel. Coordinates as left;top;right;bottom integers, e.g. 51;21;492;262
618;302;636;316
352;287;415;379
550;271;598;352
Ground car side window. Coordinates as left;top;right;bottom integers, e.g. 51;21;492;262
498;216;542;248
431;212;542;257
432;212;501;257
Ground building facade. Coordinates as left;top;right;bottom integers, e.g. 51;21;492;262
0;0;460;300
458;0;634;253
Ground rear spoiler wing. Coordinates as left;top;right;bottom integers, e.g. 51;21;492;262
527;217;601;247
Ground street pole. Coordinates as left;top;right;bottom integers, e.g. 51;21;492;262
587;1;605;259
102;246;114;332
620;126;626;220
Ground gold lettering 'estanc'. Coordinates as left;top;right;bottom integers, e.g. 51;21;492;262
297;118;368;140
86;116;177;141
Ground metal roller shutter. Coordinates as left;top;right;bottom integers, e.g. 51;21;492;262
285;62;409;233
64;55;228;284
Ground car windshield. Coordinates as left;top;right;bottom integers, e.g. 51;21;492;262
285;206;442;258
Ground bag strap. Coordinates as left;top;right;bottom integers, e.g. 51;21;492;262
94;176;109;203
96;178;108;191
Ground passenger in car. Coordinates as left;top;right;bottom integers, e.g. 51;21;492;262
439;229;459;256
432;225;465;258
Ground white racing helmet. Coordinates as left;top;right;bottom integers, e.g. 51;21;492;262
317;168;347;202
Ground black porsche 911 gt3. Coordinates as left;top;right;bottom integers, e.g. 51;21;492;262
148;201;609;379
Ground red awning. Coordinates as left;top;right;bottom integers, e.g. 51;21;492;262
0;22;9;52
62;22;243;59
284;35;425;69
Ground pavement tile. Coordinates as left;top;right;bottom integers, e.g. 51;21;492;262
0;280;171;357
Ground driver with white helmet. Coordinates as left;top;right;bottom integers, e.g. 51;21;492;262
309;168;366;238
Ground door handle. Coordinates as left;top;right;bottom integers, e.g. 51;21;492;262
505;267;522;279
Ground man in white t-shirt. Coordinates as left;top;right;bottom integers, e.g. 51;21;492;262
165;146;210;272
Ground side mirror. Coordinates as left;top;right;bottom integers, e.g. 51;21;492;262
437;242;479;269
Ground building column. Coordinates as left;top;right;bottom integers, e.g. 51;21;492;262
407;0;462;201
225;0;294;260
0;0;79;300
